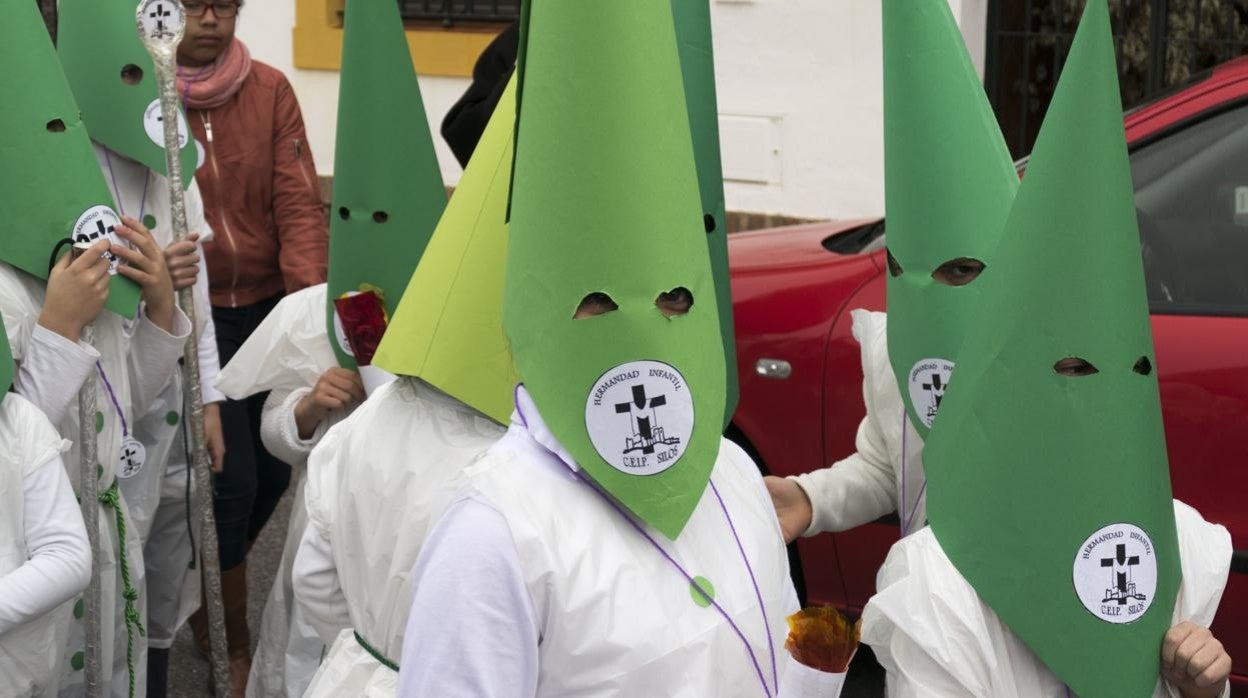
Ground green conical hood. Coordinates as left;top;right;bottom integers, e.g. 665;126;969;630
923;4;1180;695
671;0;737;428
883;0;1018;436
373;76;519;424
327;0;448;367
58;0;198;185
504;0;724;540
2;0;140;318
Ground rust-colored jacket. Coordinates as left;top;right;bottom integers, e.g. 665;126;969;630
188;61;328;308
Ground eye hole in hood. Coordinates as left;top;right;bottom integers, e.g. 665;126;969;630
655;287;694;317
1054;357;1099;377
1133;356;1153;375
887;248;903;277
574;292;618;319
932;257;986;287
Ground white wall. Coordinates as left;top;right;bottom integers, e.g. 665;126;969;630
237;0;987;222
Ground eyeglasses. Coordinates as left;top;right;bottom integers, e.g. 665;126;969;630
183;2;240;18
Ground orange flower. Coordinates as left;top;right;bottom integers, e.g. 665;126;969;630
783;606;861;674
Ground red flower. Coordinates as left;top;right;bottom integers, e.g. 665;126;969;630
334;290;388;366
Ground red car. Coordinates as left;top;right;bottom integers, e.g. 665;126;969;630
728;56;1248;689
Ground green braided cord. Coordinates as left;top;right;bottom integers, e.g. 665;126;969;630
99;483;145;698
353;631;399;672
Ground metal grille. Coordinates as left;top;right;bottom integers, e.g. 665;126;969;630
986;0;1248;158
397;0;520;26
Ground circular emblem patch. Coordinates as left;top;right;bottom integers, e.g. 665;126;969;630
1072;523;1158;624
138;0;185;42
143;99;190;151
116;436;147;479
906;358;955;428
584;360;694;476
72;205;124;273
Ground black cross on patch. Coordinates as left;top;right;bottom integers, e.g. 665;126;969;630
616;385;667;455
1101;543;1141;605
922;373;946;407
149;3;171;32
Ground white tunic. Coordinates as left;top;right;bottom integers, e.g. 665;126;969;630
861;500;1232;698
0;261;190;698
97;143;223;649
292;377;506;697
791;310;927;536
0;393;91;698
397;386;799;697
214;283;351;698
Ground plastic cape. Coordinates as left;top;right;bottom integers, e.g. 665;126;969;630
435;392;798;696
1;0;140;318
0;393;74;697
216;284;337;400
372;78;519;425
326;0;447;369
670;0;737;427
504;0;726;540
299;378;505;697
58;0;198;185
882;0;1017;437
920;4;1180;695
861;501;1231;698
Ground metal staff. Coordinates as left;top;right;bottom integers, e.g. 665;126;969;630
77;320;104;696
136;2;230;693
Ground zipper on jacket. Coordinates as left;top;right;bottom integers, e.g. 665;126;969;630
199;111;240;307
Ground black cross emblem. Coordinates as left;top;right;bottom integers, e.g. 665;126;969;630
121;444;140;466
1101;543;1141;605
149;3;171;32
616;385;667;454
922;373;946;408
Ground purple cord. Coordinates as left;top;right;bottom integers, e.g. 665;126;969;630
899;411;927;536
96;363;129;437
103;149;151;223
709;480;779;692
513;383;528;428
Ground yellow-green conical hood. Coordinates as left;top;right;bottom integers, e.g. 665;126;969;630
372;77;519;424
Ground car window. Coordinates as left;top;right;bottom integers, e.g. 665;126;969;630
1130;102;1248;315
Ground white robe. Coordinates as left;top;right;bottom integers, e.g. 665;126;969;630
292;377;506;697
861;500;1232;698
397;385;800;697
214;283;351;698
0;260;190;698
791;310;927;536
97;143;224;650
0;393;91;698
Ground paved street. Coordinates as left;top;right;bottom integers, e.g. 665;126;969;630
169;488;293;696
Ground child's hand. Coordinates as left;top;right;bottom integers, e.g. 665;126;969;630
1162;621;1231;698
38;239;113;342
293;367;365;440
164;232;202;291
111;216;176;332
765;475;814;544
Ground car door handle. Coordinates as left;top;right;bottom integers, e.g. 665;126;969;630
755;358;792;379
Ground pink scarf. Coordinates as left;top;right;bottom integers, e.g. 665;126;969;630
177;38;252;110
